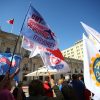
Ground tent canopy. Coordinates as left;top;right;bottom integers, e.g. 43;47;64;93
25;66;57;76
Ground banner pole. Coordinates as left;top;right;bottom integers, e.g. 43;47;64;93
9;2;31;72
20;2;31;33
11;24;14;33
9;35;20;72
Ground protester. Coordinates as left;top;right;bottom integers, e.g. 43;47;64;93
27;78;64;100
12;82;26;100
57;76;78;100
70;74;85;100
77;74;84;84
0;68;20;100
57;79;63;91
43;76;53;97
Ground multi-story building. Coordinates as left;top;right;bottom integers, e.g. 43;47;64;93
0;30;83;84
62;40;83;60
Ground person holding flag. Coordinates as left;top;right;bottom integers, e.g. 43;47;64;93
0;68;20;100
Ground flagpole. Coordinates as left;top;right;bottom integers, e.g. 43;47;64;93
9;35;20;72
11;24;14;33
20;2;31;33
9;2;31;72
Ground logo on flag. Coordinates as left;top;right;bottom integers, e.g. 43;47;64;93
90;54;100;86
50;55;62;65
20;5;57;49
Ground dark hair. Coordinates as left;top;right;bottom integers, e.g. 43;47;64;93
72;74;77;80
77;74;82;78
29;79;45;96
44;76;49;81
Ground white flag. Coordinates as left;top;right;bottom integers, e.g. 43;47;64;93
29;45;42;58
81;22;100;44
83;33;100;97
40;48;70;74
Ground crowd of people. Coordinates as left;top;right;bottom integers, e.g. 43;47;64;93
0;69;91;100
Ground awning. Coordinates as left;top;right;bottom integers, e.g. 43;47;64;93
25;66;57;76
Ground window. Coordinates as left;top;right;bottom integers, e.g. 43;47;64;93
78;56;81;58
71;48;73;51
5;47;11;53
64;54;66;57
72;55;74;57
77;49;79;52
68;53;70;55
77;52;80;55
23;74;27;81
76;46;79;48
71;52;74;54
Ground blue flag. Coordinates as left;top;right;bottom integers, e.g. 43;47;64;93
20;5;57;49
0;53;21;82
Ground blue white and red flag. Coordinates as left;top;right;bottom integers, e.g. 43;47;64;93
40;48;70;73
20;5;57;49
0;53;21;82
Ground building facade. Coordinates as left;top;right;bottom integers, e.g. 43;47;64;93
62;40;83;60
0;30;83;84
0;30;44;84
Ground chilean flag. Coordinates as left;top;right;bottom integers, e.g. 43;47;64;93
7;19;14;24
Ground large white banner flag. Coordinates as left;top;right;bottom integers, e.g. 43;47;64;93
83;33;100;98
81;22;100;43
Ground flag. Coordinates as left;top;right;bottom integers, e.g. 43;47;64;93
81;22;100;43
21;36;39;57
39;46;70;73
21;36;36;51
0;53;21;82
83;33;100;97
20;4;57;49
7;19;14;24
29;43;70;73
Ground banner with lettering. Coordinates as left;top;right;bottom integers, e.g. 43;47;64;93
20;5;57;50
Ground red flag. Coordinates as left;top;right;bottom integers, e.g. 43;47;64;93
46;48;64;60
7;19;14;24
